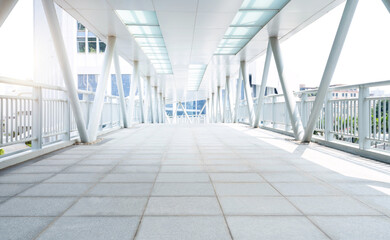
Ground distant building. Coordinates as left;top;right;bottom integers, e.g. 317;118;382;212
299;84;358;99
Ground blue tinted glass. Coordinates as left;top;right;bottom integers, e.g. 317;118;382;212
78;74;87;90
88;75;97;92
111;74;119;96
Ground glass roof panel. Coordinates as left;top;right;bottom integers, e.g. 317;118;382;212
241;0;290;9
232;10;277;26
150;59;171;64
116;10;159;25
127;26;162;37
141;46;167;54
146;53;170;59
155;69;173;74
218;38;250;48
224;27;260;38
214;48;241;55
135;37;165;47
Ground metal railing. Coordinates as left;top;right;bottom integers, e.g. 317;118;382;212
237;80;390;153
0;77;123;157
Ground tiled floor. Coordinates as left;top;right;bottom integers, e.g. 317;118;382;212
1;124;390;239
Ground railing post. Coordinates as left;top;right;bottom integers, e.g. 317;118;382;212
358;86;370;150
32;87;42;150
325;91;334;141
301;93;308;127
63;96;70;141
272;96;276;129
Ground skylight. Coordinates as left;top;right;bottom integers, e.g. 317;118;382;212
187;64;207;91
215;0;290;55
116;10;173;74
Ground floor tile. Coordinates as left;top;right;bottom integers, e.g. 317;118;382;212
152;183;215;196
0;217;54;240
64;197;147;216
156;173;210;182
272;182;340;196
101;173;157;183
0;197;76;216
215;183;280;196
87;183;153;196
210;173;263;183
136;216;231;240
19;183;91;197
310;216;390;240
145;197;222;215
288;196;381;215
0;184;32;197
227;216;329;240
220;197;301;215
37;217;140;240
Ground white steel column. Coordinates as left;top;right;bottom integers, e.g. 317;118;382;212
383;0;390;13
233;78;242;123
41;0;89;142
358;86;370;149
159;92;164;123
240;61;255;126
254;41;272;128
87;36;116;141
128;64;138;125
153;86;159;123
206;98;210;123
146;76;154;123
211;92;215;123
217;86;222;122
134;62;145;123
0;0;18;27
270;37;305;140
162;96;166;123
223;76;233;123
113;51;128;128
302;0;359;142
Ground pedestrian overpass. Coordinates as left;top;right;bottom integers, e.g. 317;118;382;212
1;0;390;239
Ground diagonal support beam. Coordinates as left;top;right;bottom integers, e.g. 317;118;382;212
87;36;116;141
240;61;255;126
223;76;233;123
253;41;273;128
302;0;359;142
270;37;305;140
113;50;129;128
41;0;89;142
128;62;138;125
383;0;390;13
146;76;154;123
0;0;18;28
134;62;145;123
179;102;192;124
233;78;242;123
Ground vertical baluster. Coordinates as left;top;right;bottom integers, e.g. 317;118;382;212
11;99;14;142
373;100;377;140
383;100;386;143
0;98;3;145
378;100;381;141
5;99;8;143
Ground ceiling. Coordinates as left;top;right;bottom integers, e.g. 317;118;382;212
54;0;344;102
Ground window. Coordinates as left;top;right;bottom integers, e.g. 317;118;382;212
77;23;86;53
111;74;131;97
77;22;106;54
78;74;98;100
99;41;106;52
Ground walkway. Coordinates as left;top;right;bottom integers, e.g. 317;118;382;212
1;124;390;239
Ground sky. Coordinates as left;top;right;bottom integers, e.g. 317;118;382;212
0;0;389;92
